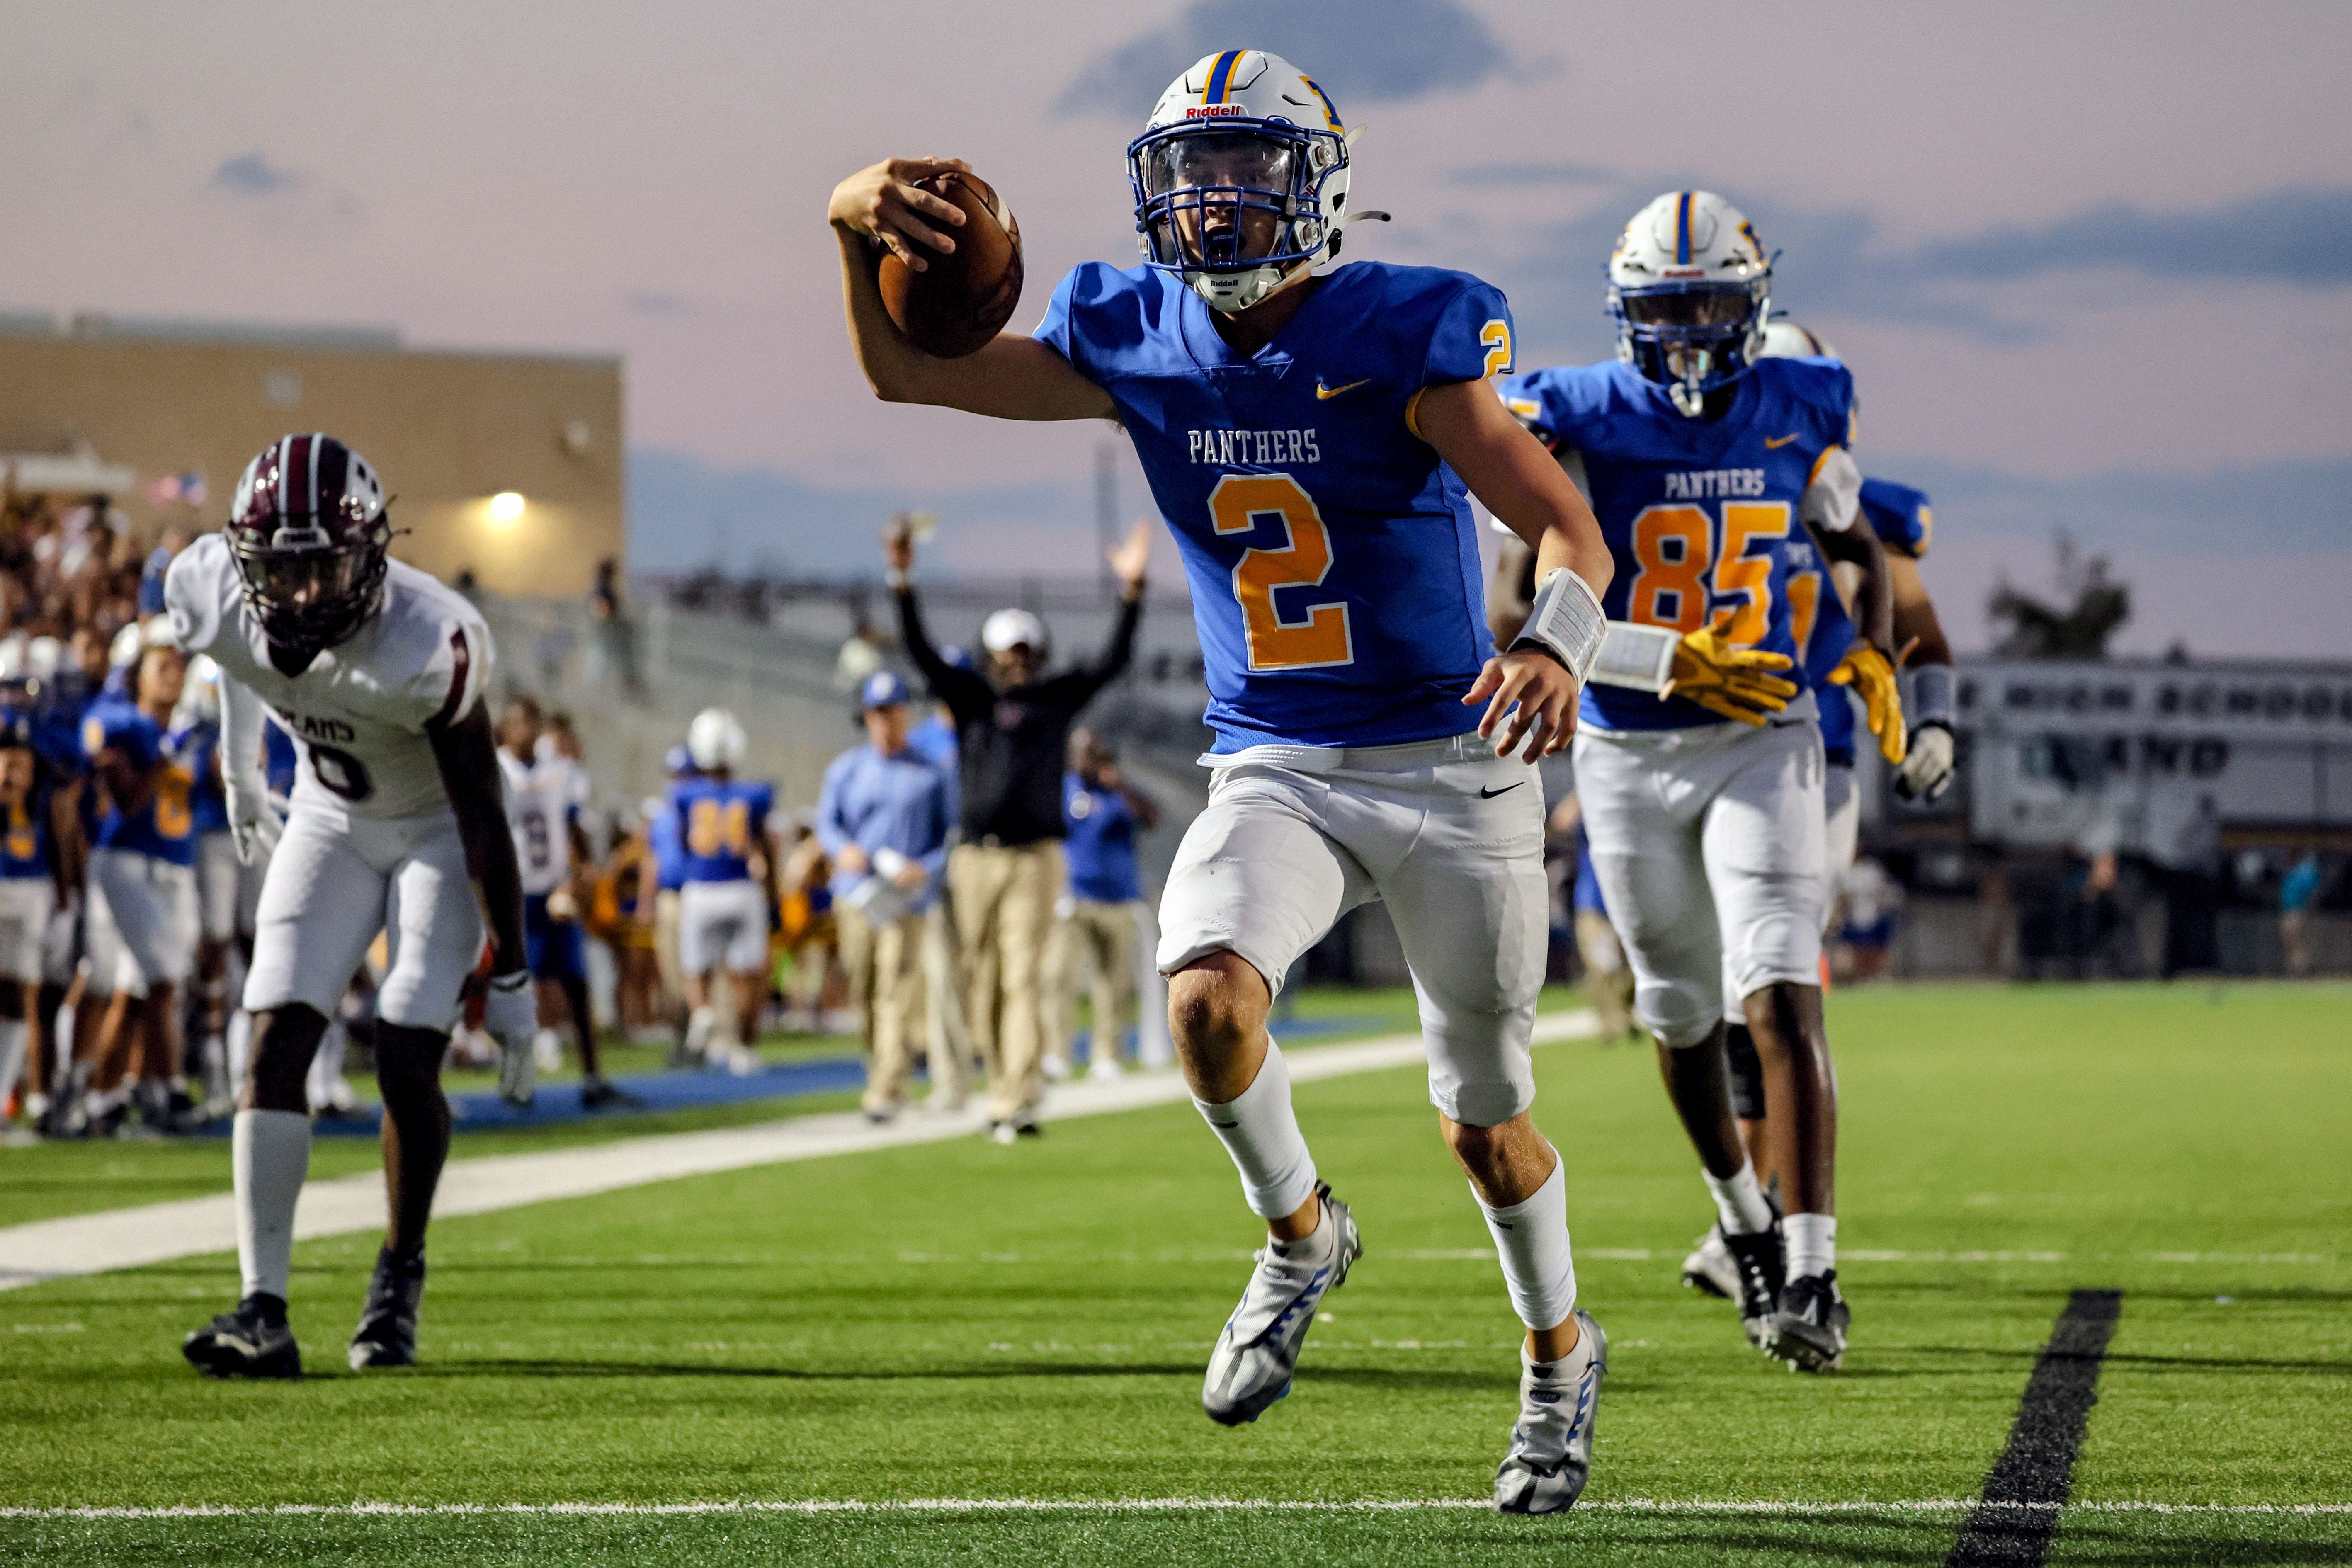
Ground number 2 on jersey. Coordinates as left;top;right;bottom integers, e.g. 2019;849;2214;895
1209;473;1354;672
1625;501;1791;644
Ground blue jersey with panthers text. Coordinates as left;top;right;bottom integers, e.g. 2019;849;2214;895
82;702;200;865
667;775;773;885
1793;473;1935;764
1500;354;1856;732
1037;260;1517;751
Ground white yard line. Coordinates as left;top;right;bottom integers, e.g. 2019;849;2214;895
0;1012;1597;1291
5;1498;2347;1520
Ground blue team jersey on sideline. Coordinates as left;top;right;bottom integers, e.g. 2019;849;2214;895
180;720;228;833
0;794;48;880
1062;772;1141;904
1501;354;1857;732
83;702;199;865
262;718;299;796
667;775;772;884
1037;260;1515;751
650;800;687;891
1790;472;1935;765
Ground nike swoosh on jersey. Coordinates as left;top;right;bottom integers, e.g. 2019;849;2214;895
1763;433;1800;449
1478;782;1526;799
1315;378;1372;400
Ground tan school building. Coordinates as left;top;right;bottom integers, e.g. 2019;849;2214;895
0;313;622;596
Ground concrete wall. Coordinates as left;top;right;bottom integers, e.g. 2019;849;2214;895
0;322;622;597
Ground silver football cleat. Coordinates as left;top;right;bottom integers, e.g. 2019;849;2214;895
1493;1309;1607;1515
1201;1184;1359;1426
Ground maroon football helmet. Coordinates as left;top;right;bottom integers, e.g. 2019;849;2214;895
226;434;393;655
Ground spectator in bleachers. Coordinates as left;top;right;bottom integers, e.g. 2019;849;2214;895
886;521;1149;1143
585;557;640;695
1054;729;1156;1080
819;672;953;1121
2280;849;2323;978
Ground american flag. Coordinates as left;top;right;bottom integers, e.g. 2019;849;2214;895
146;470;208;507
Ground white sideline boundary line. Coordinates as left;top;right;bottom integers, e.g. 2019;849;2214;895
7;1498;2349;1521
0;1012;1598;1291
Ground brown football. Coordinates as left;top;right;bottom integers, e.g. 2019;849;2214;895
876;171;1024;359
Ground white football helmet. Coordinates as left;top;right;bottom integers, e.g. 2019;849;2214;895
1129;50;1365;313
1759;318;1838;360
687;707;746;772
1609;190;1773;417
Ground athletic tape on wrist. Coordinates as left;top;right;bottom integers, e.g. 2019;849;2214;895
1910;663;1956;729
1510;568;1606;687
1585;621;1681;693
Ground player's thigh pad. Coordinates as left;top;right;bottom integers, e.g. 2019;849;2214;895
1357;754;1547;1126
1155;765;1369;993
378;814;487;1031
1572;731;1724;1049
244;809;392;1018
0;878;53;984
1705;721;1830;1000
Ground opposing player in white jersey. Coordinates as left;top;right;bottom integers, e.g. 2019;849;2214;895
833;50;1616;1510
166;433;535;1378
498;694;627;1107
1500;194;1901;1372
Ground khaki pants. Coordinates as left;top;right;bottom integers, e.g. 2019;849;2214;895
840;905;927;1114
1063;898;1140;1066
654;889;684;1011
1575;908;1635;1039
949;840;1064;1122
921;903;972;1104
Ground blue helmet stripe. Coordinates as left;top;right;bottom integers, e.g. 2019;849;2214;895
1206;49;1242;103
1675;191;1692;264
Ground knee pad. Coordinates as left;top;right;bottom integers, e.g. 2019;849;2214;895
1636;973;1723;1051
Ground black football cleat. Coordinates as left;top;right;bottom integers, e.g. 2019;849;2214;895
183;1295;302;1380
1766;1270;1850;1372
348;1246;427;1370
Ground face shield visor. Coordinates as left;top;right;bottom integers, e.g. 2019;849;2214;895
1129;121;1339;282
1612;279;1768;412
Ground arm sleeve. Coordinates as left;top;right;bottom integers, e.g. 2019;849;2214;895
1030;264;1096;379
895;588;990;724
162;540;221;655
1061;594;1141;706
218;675;269;787
1422;280;1515;388
1801;447;1864;535
919;777;951;882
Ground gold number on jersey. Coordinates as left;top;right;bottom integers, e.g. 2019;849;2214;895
1626;500;1794;644
1480;318;1513;379
688;798;752;858
1786;568;1823;664
1209;474;1354;672
154;764;194;840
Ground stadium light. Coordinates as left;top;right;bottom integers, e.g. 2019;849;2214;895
488;490;525;524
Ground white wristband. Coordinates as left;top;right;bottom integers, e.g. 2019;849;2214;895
1510;568;1606;687
1585;621;1681;694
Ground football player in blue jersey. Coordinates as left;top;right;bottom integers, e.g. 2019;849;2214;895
668;709;778;1075
832;49;1617;1511
1683;321;1957;1305
0;719;56;1125
1499;193;1903;1374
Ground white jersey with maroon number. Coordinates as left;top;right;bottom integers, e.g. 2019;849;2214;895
164;533;493;821
499;749;575;897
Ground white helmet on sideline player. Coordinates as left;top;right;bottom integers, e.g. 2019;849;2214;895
1608;190;1773;418
687;707;746;772
1129;50;1367;313
1759;318;1839;360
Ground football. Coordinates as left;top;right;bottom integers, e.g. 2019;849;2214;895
876;171;1024;359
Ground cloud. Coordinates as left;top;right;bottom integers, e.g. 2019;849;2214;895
621;289;692;318
1910;187;2352;289
1056;0;1509;117
207;152;303;197
1447;159;1615;188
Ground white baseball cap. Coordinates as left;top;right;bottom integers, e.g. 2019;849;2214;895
980;608;1047;655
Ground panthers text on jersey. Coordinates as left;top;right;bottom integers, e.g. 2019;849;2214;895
1500;354;1857;732
82;699;202;866
1036;260;1517;751
667;775;774;885
164;533;493;819
500;750;577;898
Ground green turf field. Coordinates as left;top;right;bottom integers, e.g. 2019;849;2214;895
3;982;2347;1565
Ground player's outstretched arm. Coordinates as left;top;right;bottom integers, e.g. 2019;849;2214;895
1418;378;1613;762
830;159;1114;422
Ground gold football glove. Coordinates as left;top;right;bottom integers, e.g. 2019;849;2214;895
1665;625;1799;727
1827;643;1908;763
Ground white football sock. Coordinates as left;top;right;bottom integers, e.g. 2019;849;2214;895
1193;1037;1318;1220
0;1019;27;1109
1785;1212;1837;1279
1476;1155;1578;1333
226;1011;253;1090
234;1109;312;1302
685;1006;716;1052
1704;1159;1776;1235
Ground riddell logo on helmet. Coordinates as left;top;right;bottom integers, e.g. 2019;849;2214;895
1185;104;1245;118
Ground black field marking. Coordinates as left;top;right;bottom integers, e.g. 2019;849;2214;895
1945;1289;2124;1568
